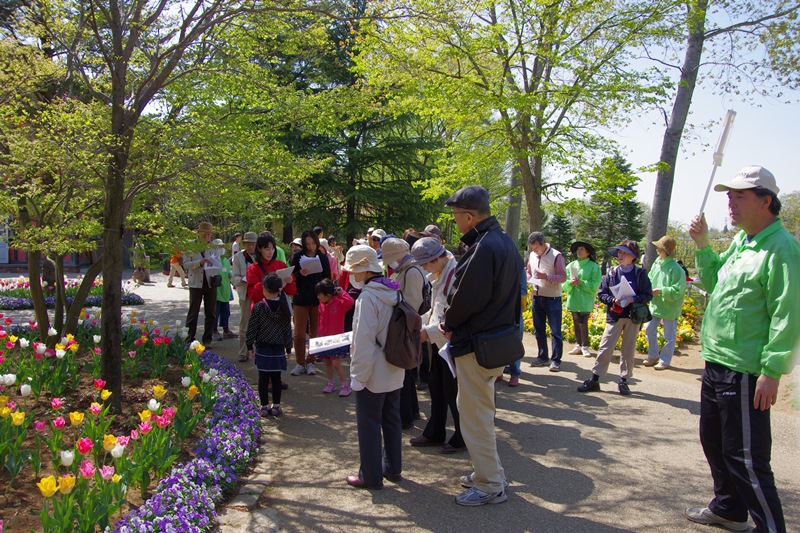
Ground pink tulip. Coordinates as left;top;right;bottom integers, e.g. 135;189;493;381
90;403;102;416
93;379;106;390
51;398;64;409
34;420;46;432
99;465;115;480
161;407;177;421
6;401;15;411
52;416;66;429
138;421;152;434
155;415;170;428
79;460;95;479
117;435;130;447
77;437;93;455
93;348;102;355
129;429;139;441
128;351;136;358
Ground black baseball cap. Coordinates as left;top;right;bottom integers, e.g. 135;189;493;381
445;185;490;212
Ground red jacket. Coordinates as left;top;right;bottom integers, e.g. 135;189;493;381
246;259;296;308
317;290;355;336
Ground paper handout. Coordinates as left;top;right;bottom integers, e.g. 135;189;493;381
609;276;636;301
309;332;352;355
275;266;294;283
299;254;323;274
438;342;457;379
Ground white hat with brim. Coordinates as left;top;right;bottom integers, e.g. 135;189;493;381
343;245;383;274
381;238;410;265
291;238;302;246
714;165;779;195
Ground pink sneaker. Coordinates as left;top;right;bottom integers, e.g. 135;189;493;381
339;383;352;397
323;381;337;394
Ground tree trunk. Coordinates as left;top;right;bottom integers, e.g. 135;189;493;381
53;254;66;333
645;2;707;269
64;259;104;335
17;199;50;341
101;182;125;414
505;165;522;246
520;153;544;232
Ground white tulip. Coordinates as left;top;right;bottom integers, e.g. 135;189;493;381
36;344;47;355
60;337;68;346
19;338;29;348
3;374;16;386
181;376;191;387
175;320;182;328
47;327;57;336
147;399;161;411
93;335;101;344
189;340;199;350
55;349;66;359
20;384;31;397
77;319;84;325
110;444;125;459
152;320;159;327
208;368;218;378
202;373;212;383
60;450;74;467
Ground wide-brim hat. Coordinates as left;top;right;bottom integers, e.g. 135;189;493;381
714;165;779;195
196;222;213;233
343;245;383;274
411;237;446;265
421;224;443;240
608;240;640;260
318;238;329;252
651;235;676;256
291;238;302;246
381;237;410;265
570;241;596;257
210;238;224;247
242;232;258;243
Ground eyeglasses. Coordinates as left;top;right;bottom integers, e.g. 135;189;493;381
371;237;380;241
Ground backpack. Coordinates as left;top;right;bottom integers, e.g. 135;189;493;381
378;291;423;370
402;265;432;315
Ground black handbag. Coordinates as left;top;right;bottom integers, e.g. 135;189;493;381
629;302;652;324
472;325;525;369
209;274;223;288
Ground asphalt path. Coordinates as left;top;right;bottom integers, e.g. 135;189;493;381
4;271;798;532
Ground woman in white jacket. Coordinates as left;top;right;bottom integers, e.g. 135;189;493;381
408;238;466;454
343;245;405;490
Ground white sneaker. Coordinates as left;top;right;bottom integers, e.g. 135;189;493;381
290;364;305;376
305;363;318;375
654;362;670;370
569;345;582;355
460;472;509;489
581;346;592;357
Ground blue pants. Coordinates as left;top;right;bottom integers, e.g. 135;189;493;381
645;317;677;364
533;295;563;364
700;362;785;532
355;388;402;487
215;301;231;330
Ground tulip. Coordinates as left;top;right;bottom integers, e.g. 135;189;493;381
162;406;177;421
155;415;170;428
51;397;64;410
77;437;93;455
52;416;66;429
194;343;206;355
188;385;199;400
117;435;130;447
19;338;29;348
6;401;16;411
0;407;10;418
99;465;115;480
59;474;76;494
69;344;79;353
55;349;66;359
138;421;152;434
93;335;101;344
111;474;122;484
202;373;212;383
79;460;95;479
208;368;218;378
3;374;16;386
129;429;139;441
34;420;46;432
138;409;152;423
69;411;85;426
0;395;6;407
19;384;31;397
93;378;106;390
103;434;117;452
110;443;125;459
147;399;161;412
152;384;166;399
60;337;68;346
90;402;102;416
8;335;17;344
47;327;57;336
60;450;75;467
35;343;47;355
11;411;25;426
100;389;112;401
37;475;60;497
181;376;191;387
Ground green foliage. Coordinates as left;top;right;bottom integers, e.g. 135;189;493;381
543;211;574;257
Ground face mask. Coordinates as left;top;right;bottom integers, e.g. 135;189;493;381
349;278;365;290
388;260;400;270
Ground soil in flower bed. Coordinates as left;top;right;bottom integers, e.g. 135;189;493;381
0;364;206;532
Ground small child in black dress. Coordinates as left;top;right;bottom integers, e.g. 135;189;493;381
247;273;293;417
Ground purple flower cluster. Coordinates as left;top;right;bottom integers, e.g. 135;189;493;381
0;293;144;310
114;351;261;532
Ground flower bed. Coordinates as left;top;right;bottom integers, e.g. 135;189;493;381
0;276;145;310
113;351;261;532
0;293;144;311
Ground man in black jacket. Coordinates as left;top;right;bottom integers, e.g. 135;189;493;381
442;185;523;506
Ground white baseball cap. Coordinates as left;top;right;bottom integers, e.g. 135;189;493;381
714;166;779;195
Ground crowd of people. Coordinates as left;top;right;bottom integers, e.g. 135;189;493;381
175;167;797;530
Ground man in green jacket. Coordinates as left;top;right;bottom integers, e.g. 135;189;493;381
643;235;686;370
686;166;799;533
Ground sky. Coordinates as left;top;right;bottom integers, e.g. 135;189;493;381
608;89;800;231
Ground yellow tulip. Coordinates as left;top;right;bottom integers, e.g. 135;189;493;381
0;407;11;418
152;385;167;400
8;335;17;344
103;434;118;452
69;343;79;353
59;475;76;494
66;333;75;341
187;385;199;400
111;474;122;484
194;343;205;355
69;411;84;426
11;411;25;426
55;343;65;351
138;409;152;423
100;389;112;401
37;475;60;497
0;395;8;407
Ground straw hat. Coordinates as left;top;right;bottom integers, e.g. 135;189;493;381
196;222;213;233
652;236;676;256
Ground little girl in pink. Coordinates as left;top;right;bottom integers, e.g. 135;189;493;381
315;279;355;396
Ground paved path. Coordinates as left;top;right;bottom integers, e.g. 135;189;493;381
4;271;799;532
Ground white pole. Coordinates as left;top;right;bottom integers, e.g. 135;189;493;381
699;110;736;216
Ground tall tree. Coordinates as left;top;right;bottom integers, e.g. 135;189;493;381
358;0;672;232
543;210;574;257
645;0;800;268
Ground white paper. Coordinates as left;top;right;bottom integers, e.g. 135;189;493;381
203;249;222;270
299;254;323;274
308;332;352;355
570;265;579;280
610;276;636;301
438;342;457;379
275;266;294;283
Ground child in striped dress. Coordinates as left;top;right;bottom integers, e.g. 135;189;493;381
247;273;293;417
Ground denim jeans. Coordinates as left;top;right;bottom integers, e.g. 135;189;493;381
645;317;677;364
533;296;563;363
215;301;231;330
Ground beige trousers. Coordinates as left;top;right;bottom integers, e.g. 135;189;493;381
591;317;639;379
455;352;505;493
238;298;252;357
